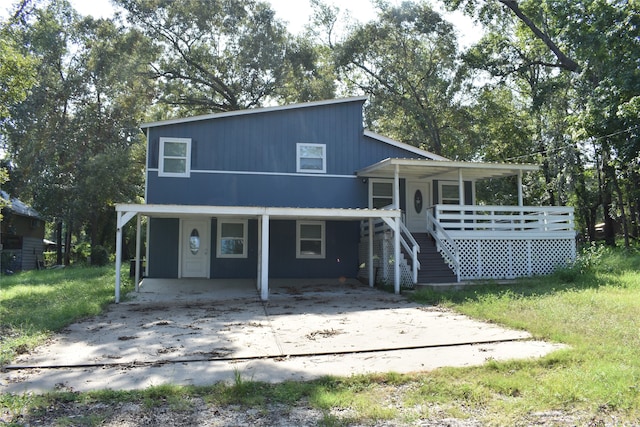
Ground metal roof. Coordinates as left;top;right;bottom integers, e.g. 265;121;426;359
357;158;539;181
140;96;369;129
0;190;41;219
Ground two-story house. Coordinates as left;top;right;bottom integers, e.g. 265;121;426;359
114;97;575;302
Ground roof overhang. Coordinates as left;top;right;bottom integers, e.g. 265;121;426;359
357;158;539;181
140;96;368;129
116;204;400;221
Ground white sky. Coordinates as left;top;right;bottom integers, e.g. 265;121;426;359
1;0;480;48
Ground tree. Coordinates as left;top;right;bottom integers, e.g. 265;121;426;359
333;1;473;158
3;0;153;261
450;0;640;245
115;0;291;115
0;26;37;218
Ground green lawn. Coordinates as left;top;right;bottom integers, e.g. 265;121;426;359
1;246;640;425
0;266;130;366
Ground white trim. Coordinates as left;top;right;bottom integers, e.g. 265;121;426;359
363;130;449;161
159;137;191;178
148;168;355;179
141;97;368;129
217;219;248;258
296;220;325;259
297;143;326;174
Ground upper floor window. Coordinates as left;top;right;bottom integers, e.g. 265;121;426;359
159;137;191;177
297;143;326;173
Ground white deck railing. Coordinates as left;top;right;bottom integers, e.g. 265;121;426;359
429;204;576;280
433;205;575;238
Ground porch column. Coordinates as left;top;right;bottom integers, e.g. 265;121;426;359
257;217;262;292
135;214;142;292
368;218;374;287
393;164;400;209
458;168;464;205
517;169;524;206
394;216;401;294
260;214;270;301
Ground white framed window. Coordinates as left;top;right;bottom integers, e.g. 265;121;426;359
297;143;326;173
296;221;325;259
439;182;460;205
370;179;393;209
159;137;191;177
217;219;247;258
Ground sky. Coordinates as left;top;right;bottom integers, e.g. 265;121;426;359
1;0;481;48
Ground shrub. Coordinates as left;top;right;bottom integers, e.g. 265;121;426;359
90;245;110;266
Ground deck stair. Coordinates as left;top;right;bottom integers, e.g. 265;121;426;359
405;232;457;284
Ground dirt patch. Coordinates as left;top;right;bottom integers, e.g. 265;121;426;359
305;329;343;340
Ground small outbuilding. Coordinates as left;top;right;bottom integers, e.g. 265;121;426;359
1;190;46;272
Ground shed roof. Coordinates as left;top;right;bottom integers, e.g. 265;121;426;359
0;190;41;219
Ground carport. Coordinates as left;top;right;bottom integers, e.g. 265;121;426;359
114;204;402;303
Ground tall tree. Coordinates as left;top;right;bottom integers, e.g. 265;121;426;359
3;0;153;260
333;1;473;158
115;0;291;115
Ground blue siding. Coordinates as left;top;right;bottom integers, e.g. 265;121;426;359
269;220;361;279
147;100;365;176
147;173;368;208
146;99;426;207
148;218;179;278
147;217;360;280
358;135;426;168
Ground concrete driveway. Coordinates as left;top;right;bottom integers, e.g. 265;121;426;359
1;279;564;393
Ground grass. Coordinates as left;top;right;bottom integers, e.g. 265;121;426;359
2;245;640;425
0;265;131;366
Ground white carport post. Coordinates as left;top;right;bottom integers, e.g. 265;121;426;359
393;164;401;294
368;217;374;287
257;216;262;293
260;214;270;301
115;209;136;303
135;214;142;292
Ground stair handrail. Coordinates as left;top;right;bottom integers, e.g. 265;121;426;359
426;210;461;282
399;220;420;284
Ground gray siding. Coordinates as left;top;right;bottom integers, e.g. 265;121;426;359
21;237;42;270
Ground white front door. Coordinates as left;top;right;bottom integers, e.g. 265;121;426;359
406;181;430;233
181;219;210;278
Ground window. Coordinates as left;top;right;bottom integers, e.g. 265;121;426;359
440;183;460;205
296;221;325;258
297;143;326;173
370;180;393;208
217;219;247;258
159;137;191;177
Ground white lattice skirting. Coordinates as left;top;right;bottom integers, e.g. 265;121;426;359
358;236;414;288
455;238;576;280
